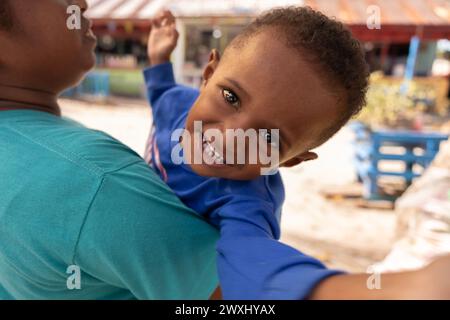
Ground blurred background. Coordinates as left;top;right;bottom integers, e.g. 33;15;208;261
61;0;450;273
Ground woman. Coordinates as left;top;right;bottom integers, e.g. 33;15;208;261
3;0;450;301
0;0;219;299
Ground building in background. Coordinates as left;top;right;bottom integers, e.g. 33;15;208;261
85;0;449;92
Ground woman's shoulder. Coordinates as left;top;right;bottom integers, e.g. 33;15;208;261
1;110;143;177
0;110;219;299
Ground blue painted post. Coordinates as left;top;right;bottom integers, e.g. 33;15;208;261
400;36;420;94
368;136;380;198
405;146;415;186
425;140;440;167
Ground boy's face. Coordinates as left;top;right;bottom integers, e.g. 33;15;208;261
183;29;342;180
0;0;96;94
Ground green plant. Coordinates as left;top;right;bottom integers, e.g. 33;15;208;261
356;72;444;128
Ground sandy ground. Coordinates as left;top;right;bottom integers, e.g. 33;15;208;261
60;97;397;272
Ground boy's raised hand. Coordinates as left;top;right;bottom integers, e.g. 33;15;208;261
148;10;179;66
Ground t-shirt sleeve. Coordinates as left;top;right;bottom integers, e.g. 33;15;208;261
213;198;343;300
143;63;199;132
143;63;177;108
73;161;219;299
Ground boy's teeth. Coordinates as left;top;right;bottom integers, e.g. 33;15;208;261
202;137;224;163
214;152;223;162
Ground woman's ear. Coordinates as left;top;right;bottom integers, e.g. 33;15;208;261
281;152;318;168
201;49;221;89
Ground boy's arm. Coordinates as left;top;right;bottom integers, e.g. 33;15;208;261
213;198;342;300
144;10;180;107
143;62;178;107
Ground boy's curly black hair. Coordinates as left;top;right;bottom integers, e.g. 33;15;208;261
232;6;370;146
0;0;13;30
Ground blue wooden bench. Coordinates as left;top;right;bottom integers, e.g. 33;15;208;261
61;71;110;99
350;122;448;200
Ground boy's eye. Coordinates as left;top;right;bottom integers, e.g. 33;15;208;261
222;89;240;108
264;132;272;144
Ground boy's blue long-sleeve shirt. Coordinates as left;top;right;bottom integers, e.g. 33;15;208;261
143;63;342;299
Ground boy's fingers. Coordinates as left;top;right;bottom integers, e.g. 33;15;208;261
156;9;171;20
162;20;177;33
153;17;163;28
165;18;174;26
152;11;167;27
158;9;176;24
170;24;179;40
164;10;176;24
152;9;176;29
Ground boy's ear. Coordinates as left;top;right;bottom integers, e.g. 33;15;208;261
281;152;318;168
201;49;221;88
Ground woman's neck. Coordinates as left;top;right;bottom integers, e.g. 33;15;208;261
0;83;61;116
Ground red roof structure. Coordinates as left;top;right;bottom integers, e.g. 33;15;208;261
86;0;450;42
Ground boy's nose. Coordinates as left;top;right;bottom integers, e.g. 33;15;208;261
223;117;254;134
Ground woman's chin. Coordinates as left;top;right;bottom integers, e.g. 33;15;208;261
73;54;97;82
81;52;96;72
57;69;94;95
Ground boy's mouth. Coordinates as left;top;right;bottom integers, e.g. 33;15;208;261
202;134;225;164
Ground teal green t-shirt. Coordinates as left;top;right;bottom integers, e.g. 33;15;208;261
0;110;219;300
